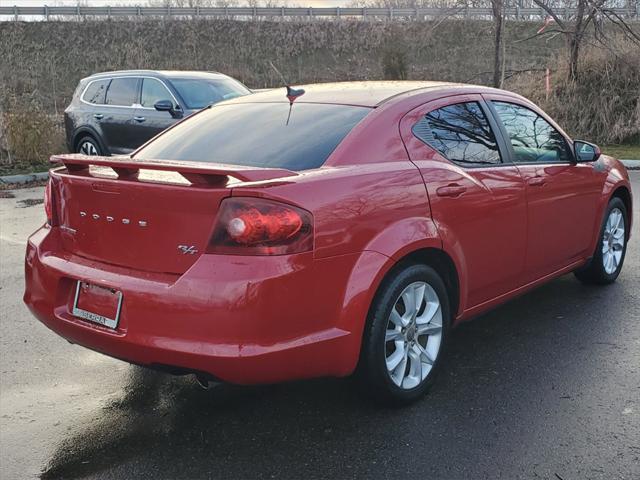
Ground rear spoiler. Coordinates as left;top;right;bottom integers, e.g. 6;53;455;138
50;154;298;185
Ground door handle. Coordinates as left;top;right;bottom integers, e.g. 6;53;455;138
93;113;103;120
134;116;146;123
527;176;546;187
436;184;467;198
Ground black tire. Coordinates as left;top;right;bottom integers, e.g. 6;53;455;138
575;197;628;285
359;263;451;406
75;135;103;156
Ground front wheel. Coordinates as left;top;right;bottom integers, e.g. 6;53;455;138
575;197;628;284
359;264;451;405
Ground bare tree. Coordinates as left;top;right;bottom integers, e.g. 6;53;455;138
531;0;640;81
491;0;505;87
354;0;508;88
147;0;239;7
245;0;290;7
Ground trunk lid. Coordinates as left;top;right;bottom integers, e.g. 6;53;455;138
49;154;297;274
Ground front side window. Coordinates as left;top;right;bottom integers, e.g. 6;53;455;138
170;78;250;109
141;78;174;108
492;101;571;163
105;78;138;107
413;101;502;167
134;103;370;171
82;79;109;104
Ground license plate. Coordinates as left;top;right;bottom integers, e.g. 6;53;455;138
72;281;123;329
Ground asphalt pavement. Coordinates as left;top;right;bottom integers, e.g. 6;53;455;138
1;175;638;480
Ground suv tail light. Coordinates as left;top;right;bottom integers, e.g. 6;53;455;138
207;197;313;255
44;178;54;226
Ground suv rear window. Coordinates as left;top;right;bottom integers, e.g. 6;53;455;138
82;79;109;104
134;103;370;171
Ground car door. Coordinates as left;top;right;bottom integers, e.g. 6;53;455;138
400;95;528;310
133;77;183;146
484;94;603;281
97;77;140;154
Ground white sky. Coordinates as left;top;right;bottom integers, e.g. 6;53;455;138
1;0;352;7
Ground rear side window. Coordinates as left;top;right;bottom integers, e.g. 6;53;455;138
141;78;174;108
492;101;571;163
134;103;370;171
81;79;109;104
413;101;502;167
105;78;138;106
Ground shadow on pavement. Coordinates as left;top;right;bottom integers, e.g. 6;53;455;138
40;273;634;479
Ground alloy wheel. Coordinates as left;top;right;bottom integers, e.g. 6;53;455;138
385;281;443;390
602;207;625;274
79;141;98;156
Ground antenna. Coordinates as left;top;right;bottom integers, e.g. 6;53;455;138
268;61;305;126
285;85;305;105
269;61;287;85
268;61;305;106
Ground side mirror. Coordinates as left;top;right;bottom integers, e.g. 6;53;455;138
154;99;182;118
574;140;601;162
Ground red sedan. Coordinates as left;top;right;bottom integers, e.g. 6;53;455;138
24;82;632;404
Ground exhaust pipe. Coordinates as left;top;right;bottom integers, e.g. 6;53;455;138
195;374;222;390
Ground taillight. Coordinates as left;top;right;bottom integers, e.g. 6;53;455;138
207;197;313;255
44;178;53;225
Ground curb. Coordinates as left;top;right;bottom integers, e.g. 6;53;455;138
0;172;49;185
620;159;640;170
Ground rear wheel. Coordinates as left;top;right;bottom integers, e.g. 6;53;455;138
575;197;628;284
359;263;451;405
76;135;102;156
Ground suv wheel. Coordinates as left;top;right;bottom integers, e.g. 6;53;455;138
359;263;451;405
76;136;102;156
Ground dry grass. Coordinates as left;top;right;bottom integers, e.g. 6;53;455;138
508;40;640;145
0;19;564;112
602;142;640;160
0;19;638;171
1;18;563;171
0;110;65;174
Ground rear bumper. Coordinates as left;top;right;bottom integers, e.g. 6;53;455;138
24;226;369;384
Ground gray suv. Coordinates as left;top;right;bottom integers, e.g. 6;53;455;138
64;70;251;156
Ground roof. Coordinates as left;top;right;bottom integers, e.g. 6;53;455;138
84;70;229;80
225;81;459;107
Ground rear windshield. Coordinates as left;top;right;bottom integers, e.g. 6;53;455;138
134;103;371;171
170;78;250;109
